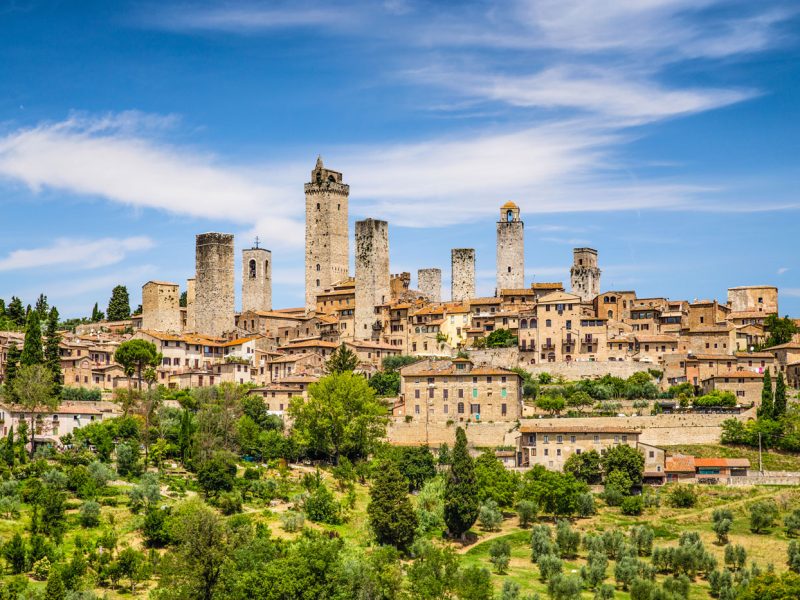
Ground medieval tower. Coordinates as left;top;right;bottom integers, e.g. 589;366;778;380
418;268;442;303
305;157;350;311
141;281;181;332
570;247;601;302
242;245;272;313
355;219;390;340
195;232;235;337
496;201;524;293
185;278;195;332
451;248;476;302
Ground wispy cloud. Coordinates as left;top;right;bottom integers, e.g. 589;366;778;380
778;267;790;275
0;236;154;271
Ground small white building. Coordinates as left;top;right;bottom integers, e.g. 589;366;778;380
0;402;104;445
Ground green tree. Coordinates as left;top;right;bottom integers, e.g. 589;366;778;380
3;532;27;574
407;539;460;600
764;314;799;347
566;390;594;413
196;451;237;496
6;296;25;326
600;444;644;487
489;538;511;574
712;508;734;544
738;572;800;600
325;344;359;374
444;427;479;539
474;450;519;507
90;302;104;322
564;449;602;484
114;339;161;393
368;370;401;396
3;343;21;402
477;499;502;531
536;394;566;415
44;567;65;600
20;310;44;367
759;369;774;420
516;499;538;528
44;307;62;397
485;328;517;348
396;446;436;491
774;372;787;418
288;372;387;464
750;500;779;533
367;460;418;551
5;364;58;458
457;565;493;600
785;509;800;537
519;466;589;518
107;285;131;321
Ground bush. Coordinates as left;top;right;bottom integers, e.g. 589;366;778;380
667;485;697;508
537;553;562;582
555;520;580;558
621;495;644;516
217;490;243;515
547;573;582;600
489;539;511;574
79;501;101;527
303;484;341;524
32;556;51;580
516;499;538;527
712;508;734;544
280;511;305;533
750;500;779;534
477;500;502;531
630;525;654;557
531;524;554;563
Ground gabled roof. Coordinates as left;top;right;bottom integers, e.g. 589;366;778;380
694;457;750;468
665;455;695;472
538;291;582;304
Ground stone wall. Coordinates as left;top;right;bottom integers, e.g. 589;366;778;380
523;360;653;380
185;278;195;332
387;419;520;448
570;247;601;302
242;247;272;313
141;281;181;332
305;159;350;311
496;217;524;291
451;248;476;302
355;219;390;340
418;268;442;303
195;233;235;337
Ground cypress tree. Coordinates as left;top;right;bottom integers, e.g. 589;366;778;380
6;297;24;327
4;343;21;397
774;372;787;419
34;294;48;319
367;459;418;551
44;566;65;600
44;308;62;397
758;370;774;420
20;311;43;367
4;427;14;467
106;285;131;321
0;299;5;318
444;427;479;540
91;302;102;322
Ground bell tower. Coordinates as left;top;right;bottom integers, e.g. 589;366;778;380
496;201;524;293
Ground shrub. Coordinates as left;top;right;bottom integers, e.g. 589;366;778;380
79;501;101;527
547;573;582;600
478;500;502;531
576;492;596;517
667;485;697;508
516;499;538;527
280;511;305;533
785;509;800;537
489;539;511;574
531;524;554;562
581;551;608;589
303;484;341;524
750;500;779;533
217;490;243;515
630;525;654;557
555;520;580;558
712;508;734;544
594;583;615;600
32;556;51;580
537;553;562;582
621;495;644;516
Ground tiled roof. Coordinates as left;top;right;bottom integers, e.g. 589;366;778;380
694;457;750;468
519;423;639;434
703;371;763;380
665;455;695;472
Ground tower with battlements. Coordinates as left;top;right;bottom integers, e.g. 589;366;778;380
355;219;390;340
451;248;476;302
305;157;350;311
496;201;524;293
418;268;442;303
570;247;601;302
141;281;181;332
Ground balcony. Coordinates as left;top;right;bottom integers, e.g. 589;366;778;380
541;342;555;350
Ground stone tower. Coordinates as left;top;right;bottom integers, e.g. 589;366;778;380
496;201;524;293
141;281;181;332
305;157;350;311
570;247;601;302
355;219;390;340
451;248;476;302
242;245;272;313
185;278;195;332
418;268;442;303
195;233;235;337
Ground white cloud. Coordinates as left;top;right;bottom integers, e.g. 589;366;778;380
0;236;154;271
778;267;790;275
783;288;800;298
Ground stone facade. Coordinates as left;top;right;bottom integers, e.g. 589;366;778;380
185;278;195;332
496;202;524;292
418;268;442;303
570;247;601;302
242;247;272;313
355;219;390;340
195;232;235;337
305;157;349;311
141;281;181;332
727;285;778;314
451;248;476;302
518;424;640;471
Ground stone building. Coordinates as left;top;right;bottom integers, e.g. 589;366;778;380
451;248;476;302
727;285;778;314
185;278;195;332
355;219;390;340
701;371;764;405
570;247;601;302
195;232;235;337
516;424;640;471
141;281;181;332
305;157;349;311
242;246;272;313
418;268;442;303
496;201;524;293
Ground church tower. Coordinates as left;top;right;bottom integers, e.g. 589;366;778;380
305;157;350;311
496;201;524;293
570;248;601;302
242;243;272;313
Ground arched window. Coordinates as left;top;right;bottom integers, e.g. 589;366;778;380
248;259;256;279
316;279;320;287
506;210;513;222
265;259;269;273
520;319;528;329
507;266;511;273
546;319;552;327
608;310;613;318
457;402;464;414
316;263;321;272
316;202;320;210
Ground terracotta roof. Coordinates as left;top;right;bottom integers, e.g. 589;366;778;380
500;288;535;295
665;455;695;472
500;201;519;209
635;335;679;344
346;340;396;350
144;280;178;287
538;291;582;303
282;339;338;349
519;424;639;434
0;402;102;416
469;297;503;305
694;458;750;468
531;282;564;289
269;352;321;364
703;371;763;380
766;342;800;350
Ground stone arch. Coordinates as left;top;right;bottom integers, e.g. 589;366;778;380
248;259;257;279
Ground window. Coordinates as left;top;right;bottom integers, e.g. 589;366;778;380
543;435;549;443
649;451;655;458
593;435;599;443
501;388;507;398
458;389;464;398
472;388;478;398
501;403;507;416
546;319;552;327
414;389;420;399
249;259;256;279
544;449;549;456
444;404;449;413
570;435;576;443
457;402;464;414
556;435;563;444
470;404;481;415
443;389;449;399
415;405;420;414
556;449;561;456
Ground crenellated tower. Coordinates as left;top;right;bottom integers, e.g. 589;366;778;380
496;201;524;293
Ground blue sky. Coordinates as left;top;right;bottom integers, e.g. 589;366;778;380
0;0;799;318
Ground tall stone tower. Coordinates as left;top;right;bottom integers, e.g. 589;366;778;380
305;157;350;311
355;219;390;340
451;248;476;302
141;281;181;332
418;268;442;303
570;247;601;302
496;201;524;293
242;245;272;313
185;278;195;332
195;232;235;337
